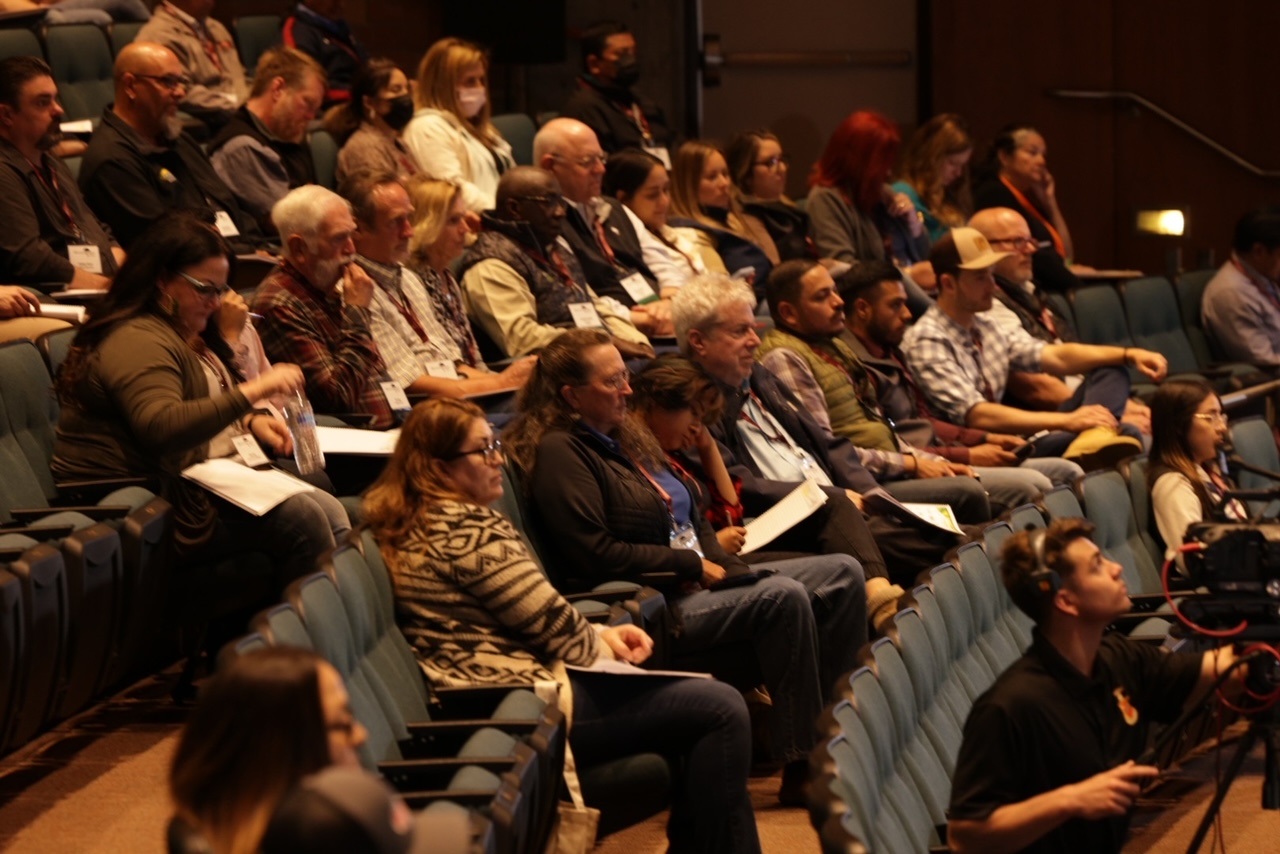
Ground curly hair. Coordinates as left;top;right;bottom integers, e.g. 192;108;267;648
1001;517;1096;623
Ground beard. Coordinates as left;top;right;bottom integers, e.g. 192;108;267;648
35;126;63;151
159;113;184;142
314;253;355;290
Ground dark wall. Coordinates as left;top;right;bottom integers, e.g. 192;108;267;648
930;1;1280;274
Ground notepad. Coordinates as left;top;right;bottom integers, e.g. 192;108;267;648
182;458;315;516
314;425;401;456
740;478;829;554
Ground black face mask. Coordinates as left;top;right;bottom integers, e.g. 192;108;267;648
612;55;640;89
382;94;414;131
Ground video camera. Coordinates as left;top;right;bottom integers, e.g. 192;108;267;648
1182;522;1280;640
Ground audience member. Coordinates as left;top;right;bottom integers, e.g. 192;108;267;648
363;397;762;851
673;273;983;578
53;213;347;582
0;56;120;289
503;328;867;806
208;47;324;230
168;647;367;854
457;165;652;360
724;129;811;261
11;0;149;27
668;139;777;288
839;260;1083;490
757;259;1018;519
807;110;933;297
632;355;906;630
1201;206;1280;368
602;147;706;289
972;123;1090;292
0;285;70;342
947;519;1230;853
282;0;367;106
561;19;674;160
536;117;673;336
403;37;513;214
252;184;395;429
344;170;535;399
1148;379;1245;566
891;112;973;244
79;42;264;250
328;57;418;184
903;228;1163;468
135;0;247;130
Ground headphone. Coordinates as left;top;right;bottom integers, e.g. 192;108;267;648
1016;527;1062;609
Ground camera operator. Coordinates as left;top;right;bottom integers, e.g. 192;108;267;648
947;518;1238;854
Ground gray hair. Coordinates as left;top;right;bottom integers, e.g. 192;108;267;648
671;273;757;353
271;184;351;244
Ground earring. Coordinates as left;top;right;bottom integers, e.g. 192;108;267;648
158;291;179;318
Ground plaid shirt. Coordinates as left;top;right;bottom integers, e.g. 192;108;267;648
902;305;1045;426
357;256;458;387
252;261;394;429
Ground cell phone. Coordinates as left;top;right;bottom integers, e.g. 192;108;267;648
1014;442;1036;462
730;266;755;282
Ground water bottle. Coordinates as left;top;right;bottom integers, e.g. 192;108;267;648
284;390;325;474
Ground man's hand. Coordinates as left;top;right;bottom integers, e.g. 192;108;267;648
342;263;376;309
844;489;865;511
987;433;1026;451
1121;398;1152;436
1065;761;1159;820
968;444;1018;467
700;559;727;587
600;624;654;664
1127;348;1168;382
716;526;747;554
0;285;41;318
1062;404;1117;433
69;267;112;291
249;415;293;456
497;355;537;386
630;298;674;337
914;457;957;478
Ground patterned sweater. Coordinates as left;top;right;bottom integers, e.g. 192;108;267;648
385;500;602;693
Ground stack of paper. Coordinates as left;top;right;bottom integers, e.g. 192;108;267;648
182;458;315;516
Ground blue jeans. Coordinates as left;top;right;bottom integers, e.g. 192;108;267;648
669;554;866;763
207;490;348;587
571;672;761;854
1033;365;1142;458
884;475;992;523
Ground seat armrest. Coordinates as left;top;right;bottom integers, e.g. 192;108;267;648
431;684;537;719
55;477;155;503
0;522;76;541
12;504;130;523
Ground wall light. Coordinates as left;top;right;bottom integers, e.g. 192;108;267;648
1135;209;1187;237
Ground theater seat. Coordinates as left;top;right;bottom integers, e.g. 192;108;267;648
491;113;536;166
0;568;24;756
232;15;280;75
42;24;115;122
0;538;68;753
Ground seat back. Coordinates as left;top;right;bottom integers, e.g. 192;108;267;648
109;21;144;56
0;340;59;503
233;15;281;73
35;326;77;379
1070;285;1141;383
42;24;115;121
954;542;1023;669
1007;503;1045;535
491;113;537;166
1229;417;1280;517
926;564;995;700
0;27;42;61
1176;269;1218;367
56;523;124;717
813;714;914;854
2;540;68;750
891;608;965;773
1121;277;1201;374
1081;469;1162;594
0;569;25;756
308;129;339;189
250;601;315;650
1040;483;1084;520
1124;456;1163;565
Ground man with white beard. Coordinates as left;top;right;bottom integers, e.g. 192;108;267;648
78;42;266;251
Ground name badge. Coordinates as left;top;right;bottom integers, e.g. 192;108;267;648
67;244;102;274
213;210;240;237
232;432;271;467
568;301;605;329
619;271;657;305
644;144;672;169
380;380;411;411
669;522;703;556
425;358;459;379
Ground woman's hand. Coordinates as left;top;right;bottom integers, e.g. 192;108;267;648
249;414;293;456
217;291;250;344
600;625;654;665
716;526;747;554
700;559;727;587
242;363;303;402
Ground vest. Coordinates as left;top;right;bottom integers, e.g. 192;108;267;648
207;105;316;190
756;327;897;451
561;198;656;306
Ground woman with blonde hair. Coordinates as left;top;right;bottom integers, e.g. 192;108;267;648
668;139;778;290
403;37;515;214
891;113;974;244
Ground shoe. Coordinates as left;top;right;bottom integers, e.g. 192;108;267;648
778;760;809;807
867;579;906;635
1062;426;1142;472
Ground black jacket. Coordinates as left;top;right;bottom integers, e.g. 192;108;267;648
560;75;674;154
560;198;657;306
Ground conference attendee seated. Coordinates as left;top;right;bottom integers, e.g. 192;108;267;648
208;47;325;231
363;398;762;851
0;56;120;290
890;112;974;244
602;147;707;290
53;213;348;586
343;170;536;400
757;259;1003;520
724;129;811;262
135;0;247;130
282;0;367;106
561;19;675;160
536;117;674;336
168;647;367;854
1148;379;1245;569
903;228;1166;468
837;261;1083;498
79;42;266;251
1201;206;1280;368
969;207;1153;432
458;166;653;360
328;58;419;185
673;272;978;577
504;328;866;806
252;185;396;429
948;519;1231;853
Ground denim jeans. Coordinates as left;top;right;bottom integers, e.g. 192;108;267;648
206;489;349;587
884;475;992;523
571;671;761;854
669;554;866;763
1034;365;1142;457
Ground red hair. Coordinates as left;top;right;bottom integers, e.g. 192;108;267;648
809;110;901;213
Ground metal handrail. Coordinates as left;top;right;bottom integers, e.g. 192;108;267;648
1048;89;1280;178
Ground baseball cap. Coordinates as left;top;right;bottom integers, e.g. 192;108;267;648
929;227;1014;276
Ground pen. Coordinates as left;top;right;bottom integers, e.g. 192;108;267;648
248;312;265;320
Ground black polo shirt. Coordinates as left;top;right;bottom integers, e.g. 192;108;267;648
948;629;1201;853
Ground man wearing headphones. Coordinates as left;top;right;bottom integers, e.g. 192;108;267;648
947;518;1235;853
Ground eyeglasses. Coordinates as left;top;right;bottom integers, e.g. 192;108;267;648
551;152;608;169
987;237;1039;251
754;154;789;170
710;321;759;341
597;368;631;391
134;73;191;92
446;438;504;465
515;193;566;212
177;271;231;298
327;717;359;737
1193;411;1227;425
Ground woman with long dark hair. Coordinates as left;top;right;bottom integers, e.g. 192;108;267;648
328;57;420;184
891;113;974;244
602;147;707;289
724;129;811;262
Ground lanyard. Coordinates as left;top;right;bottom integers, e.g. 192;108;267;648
999;176;1065;258
384;277;429;343
522;244;589;301
968;327;997;403
164;2;225;72
630;456;675;521
1231;256;1280;315
26;155;82;240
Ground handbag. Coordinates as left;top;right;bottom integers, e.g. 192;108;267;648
535;681;600;853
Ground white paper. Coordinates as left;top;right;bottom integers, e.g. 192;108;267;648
425;358;459;379
315;425;401;456
59;119;94;134
862;487;962;535
182;458;314;516
567;659;711;679
55;289;108;299
740;478;829;554
231;433;271;468
568;301;604;329
619;272;657;304
37;304;85;323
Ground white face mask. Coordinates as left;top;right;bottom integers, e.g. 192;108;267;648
456;85;487;119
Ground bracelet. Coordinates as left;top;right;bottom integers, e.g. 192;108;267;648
1122;347;1130;365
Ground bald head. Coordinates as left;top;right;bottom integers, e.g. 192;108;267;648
534;117;606;204
113;42;187;142
969;207;1035;285
114;42;178;81
495;166;565;248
